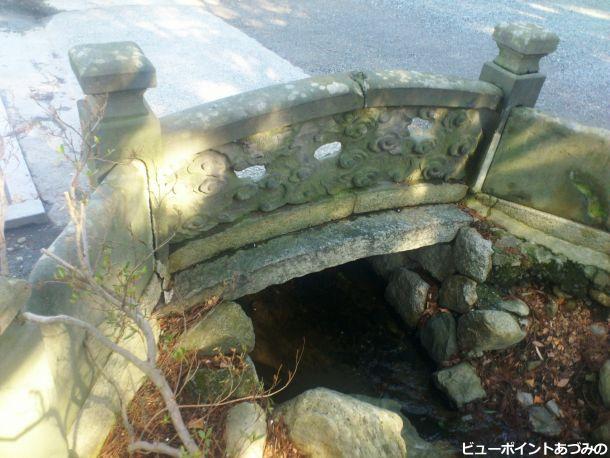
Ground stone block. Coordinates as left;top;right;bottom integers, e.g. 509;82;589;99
168;205;472;312
69;41;156;94
362;69;502;109
457;310;526;353
408;243;455;281
385;269;430;328
482;108;610;232
479;62;545;107
225;402;267;458
439;275;478;314
453;227;493;282
275;388;407;457
433;362;486;409
161;73;365;159
0;277;31;335
492;23;559;74
420;312;458;363
178;301;255;355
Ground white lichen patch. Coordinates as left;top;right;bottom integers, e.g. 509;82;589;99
235;165;267;181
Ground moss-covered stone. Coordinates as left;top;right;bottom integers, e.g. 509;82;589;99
190;356;261;403
178;301;255;355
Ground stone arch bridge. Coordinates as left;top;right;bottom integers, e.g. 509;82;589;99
1;23;609;457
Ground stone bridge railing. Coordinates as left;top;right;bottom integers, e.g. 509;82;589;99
1;22;608;457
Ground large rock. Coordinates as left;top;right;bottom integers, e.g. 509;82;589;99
492;298;530;317
453;227;493;282
385;269;430;328
528;405;562;438
0;277;31;335
433;362;486;409
419;312;458;364
353;395;454;457
178;301;254;355
275;388;407;457
225;402;267;458
457;310;526;353
438;275;477;314
190;356;260;402
369;253;414;280
600;360;610;408
406;243;455;281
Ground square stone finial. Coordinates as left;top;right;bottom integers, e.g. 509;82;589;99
69;41;156;95
492;23;559;75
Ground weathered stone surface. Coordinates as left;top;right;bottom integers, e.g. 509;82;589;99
385;269;430;328
68;277;161;458
190;356;260;403
516;392;533;407
528;405;562;437
161;73;364;160
21;161;155;444
439;275;477;313
600;360;610;408
169;205;471;312
275;388;407;457
158;101;482;243
178;301;254;355
482;108;610;232
354;395;454;457
479;61;546;108
170;183;468;273
458;310;526;353
433;362;486;409
545;400;562;418
225;402;267;458
363;69;502;109
492;298;530;317
591;289;610;308
420;312;458;363
407;243;455;281
453;227;493;282
69;41;156;94
369;252;413;280
0;277;31;335
465;194;610;272
492;23;559;75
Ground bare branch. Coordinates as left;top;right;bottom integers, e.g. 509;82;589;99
127;440;182;457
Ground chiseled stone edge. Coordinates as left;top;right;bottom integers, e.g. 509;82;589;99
169;183;468;273
166;204;472;313
160;73;364;159
362;70;502;109
159;71;502;160
465;194;610;271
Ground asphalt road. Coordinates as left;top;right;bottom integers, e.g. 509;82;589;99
200;0;610;128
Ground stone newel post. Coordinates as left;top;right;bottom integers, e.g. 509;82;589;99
480;22;559;109
472;23;559;191
69;41;161;182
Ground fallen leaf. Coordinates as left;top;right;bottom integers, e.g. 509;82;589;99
533;395;543;404
525;379;535;388
556;378;570;388
187;417;204;429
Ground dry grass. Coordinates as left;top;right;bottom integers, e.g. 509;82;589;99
470;284;608;441
100;307;303;457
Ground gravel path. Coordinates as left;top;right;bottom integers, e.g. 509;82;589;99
200;0;610;128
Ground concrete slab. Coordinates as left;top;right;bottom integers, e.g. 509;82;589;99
0;2;307;225
0;96;46;229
